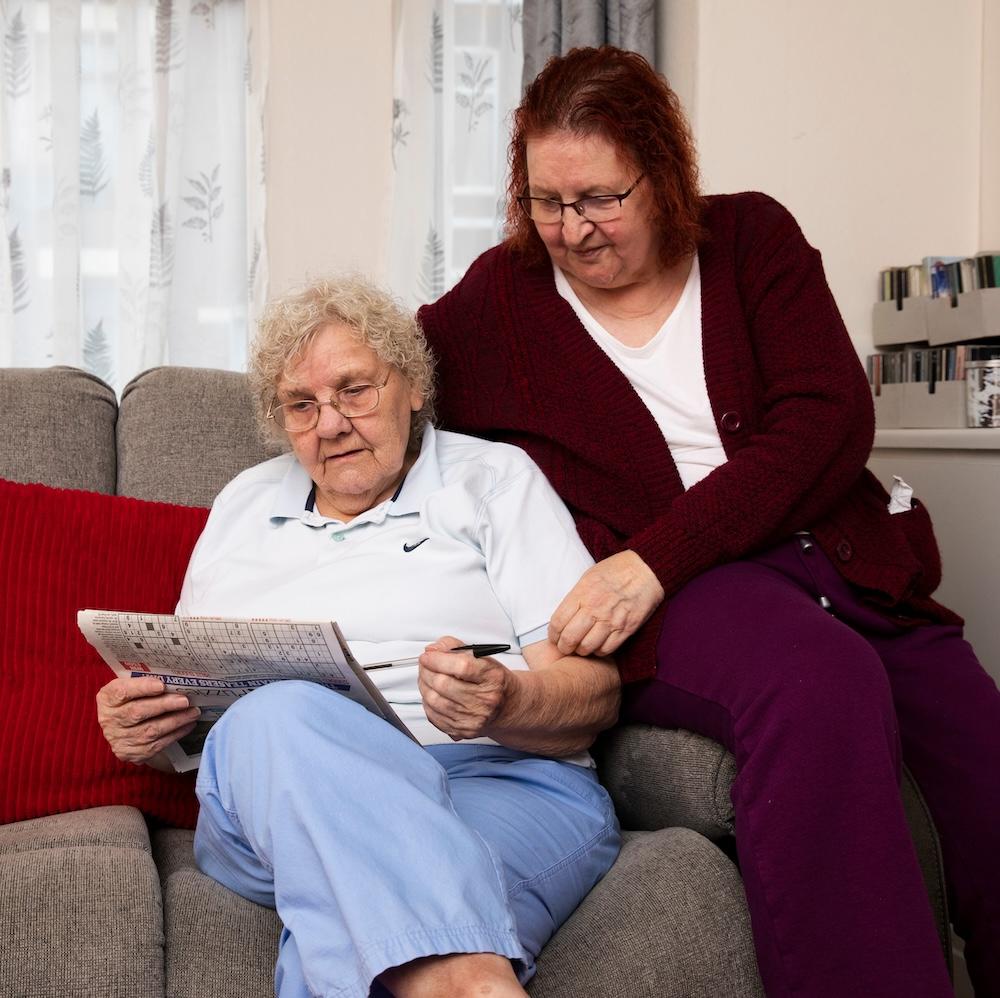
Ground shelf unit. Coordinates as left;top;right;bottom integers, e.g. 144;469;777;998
871;288;1000;429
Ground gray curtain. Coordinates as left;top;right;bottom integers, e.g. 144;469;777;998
521;0;656;90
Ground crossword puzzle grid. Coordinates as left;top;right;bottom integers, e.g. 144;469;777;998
114;615;352;681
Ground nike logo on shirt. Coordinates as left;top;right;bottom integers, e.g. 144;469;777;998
403;538;429;552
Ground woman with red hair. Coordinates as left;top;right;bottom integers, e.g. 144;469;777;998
419;45;1000;998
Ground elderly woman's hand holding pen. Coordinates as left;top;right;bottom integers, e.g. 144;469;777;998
362;640;516;742
417;637;619;755
416;637;513;742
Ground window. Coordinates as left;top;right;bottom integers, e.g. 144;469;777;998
389;0;523;307
0;0;266;391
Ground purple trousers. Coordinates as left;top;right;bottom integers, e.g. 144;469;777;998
623;535;1000;998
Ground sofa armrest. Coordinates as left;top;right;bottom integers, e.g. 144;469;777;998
595;727;952;971
0;806;164;998
593;724;736;838
900;767;952;976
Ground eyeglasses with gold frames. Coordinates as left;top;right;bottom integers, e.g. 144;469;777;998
267;376;391;432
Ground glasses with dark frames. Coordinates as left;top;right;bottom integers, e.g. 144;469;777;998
517;175;644;224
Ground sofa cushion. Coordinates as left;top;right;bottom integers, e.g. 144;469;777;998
529;828;762;997
0;478;207;827
0;803;152;855
0;366;117;493
0;806;164;998
153;827;281;998
151;826;763;998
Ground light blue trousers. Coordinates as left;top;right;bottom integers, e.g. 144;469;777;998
194;681;620;998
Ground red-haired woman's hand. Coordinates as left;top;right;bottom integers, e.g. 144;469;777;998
548;550;664;657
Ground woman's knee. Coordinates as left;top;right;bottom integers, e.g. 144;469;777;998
227;678;317;721
745;626;896;731
208;680;327;753
205;680;435;790
197;681;387;816
654;567;898;738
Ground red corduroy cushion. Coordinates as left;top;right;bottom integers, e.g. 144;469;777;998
0;478;210;828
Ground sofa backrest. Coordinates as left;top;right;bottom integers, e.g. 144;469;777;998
0;367;117;493
1;365;285;507
117;366;281;507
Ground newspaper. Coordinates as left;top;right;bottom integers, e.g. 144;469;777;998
78;610;415;772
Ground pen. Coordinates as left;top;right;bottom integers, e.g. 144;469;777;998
452;643;511;656
362;643;511;671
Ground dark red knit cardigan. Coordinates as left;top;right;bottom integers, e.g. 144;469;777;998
419;192;959;683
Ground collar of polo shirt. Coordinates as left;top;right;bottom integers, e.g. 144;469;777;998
270;425;446;529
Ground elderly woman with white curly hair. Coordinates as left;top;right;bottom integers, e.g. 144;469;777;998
96;275;622;998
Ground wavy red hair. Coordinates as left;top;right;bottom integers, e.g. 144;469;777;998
506;46;705;268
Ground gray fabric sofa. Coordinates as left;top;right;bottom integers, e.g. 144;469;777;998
0;365;950;998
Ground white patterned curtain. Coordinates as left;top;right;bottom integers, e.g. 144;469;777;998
0;0;268;392
389;0;523;309
521;0;655;88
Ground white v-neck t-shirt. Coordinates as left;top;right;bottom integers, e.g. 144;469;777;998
554;257;726;489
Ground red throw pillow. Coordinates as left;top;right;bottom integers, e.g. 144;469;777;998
0;479;209;828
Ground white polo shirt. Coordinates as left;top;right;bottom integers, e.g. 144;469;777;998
175;425;596;754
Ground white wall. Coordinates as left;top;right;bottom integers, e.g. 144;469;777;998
267;2;996;347
659;0;988;358
981;1;1000;247
656;0;699;133
265;0;393;295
